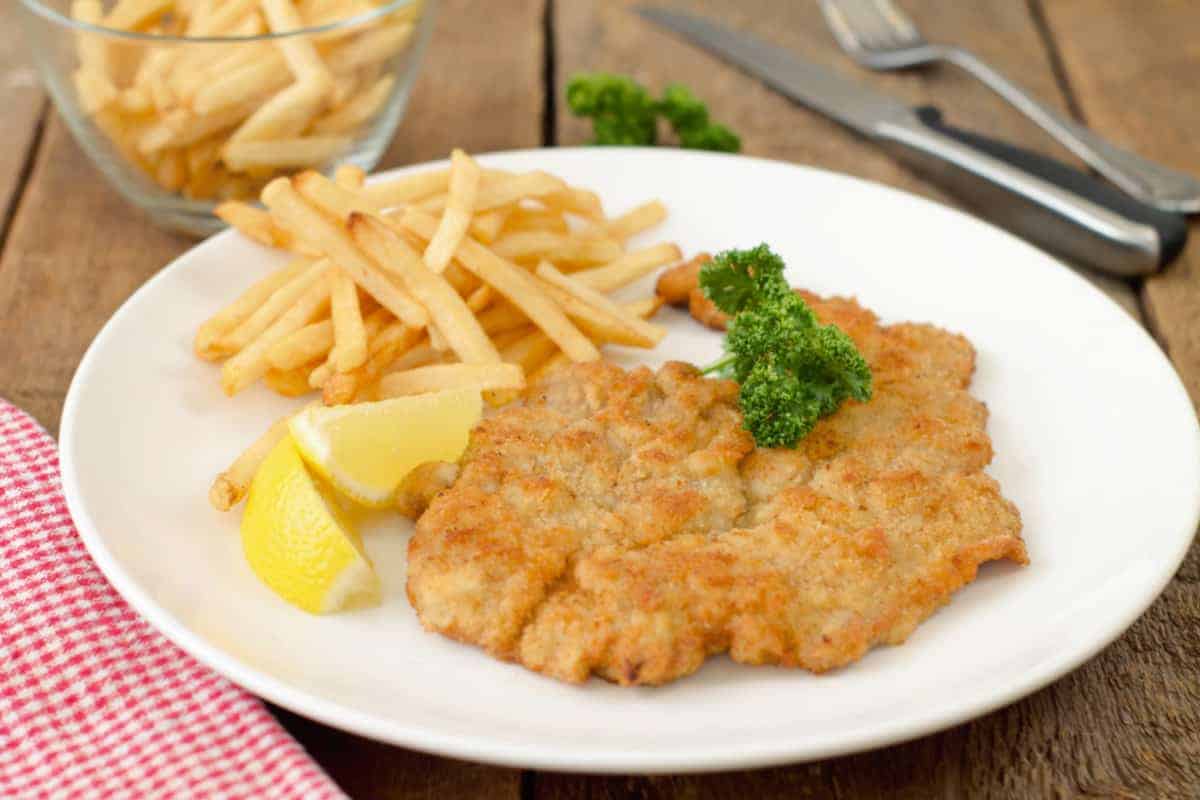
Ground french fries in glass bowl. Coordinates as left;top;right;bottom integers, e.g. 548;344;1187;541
16;0;435;235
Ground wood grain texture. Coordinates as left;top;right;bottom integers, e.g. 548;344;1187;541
0;3;46;240
0;117;187;432
271;707;522;800
380;0;546;166
553;0;1141;315
1040;0;1200;403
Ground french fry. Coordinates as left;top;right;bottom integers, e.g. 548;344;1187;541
261;178;429;329
103;0;173;30
139;102;258;153
74;69;118;114
221;271;332;395
468;206;511;243
475;302;530;336
147;69;178;114
499;328;560;375
387;336;437;372
334;163;367;189
191;51;290;114
92;110;151;173
474;171;568;211
594;200;667;241
191;0;259;35
422;170;566;214
325;23;415;74
423;149;482;273
186;137;223;177
194;257;312;359
299;0;377;28
293;167;378;217
309;306;391;389
329;268;368;371
443;261;479;295
312;75;395;135
264;364;319;396
216;258;328;355
503;206;570;235
490;325;535;352
72;0;111;81
118;85;153;114
535;261;667;347
623;295;666;319
260;0;333;81
348;212;500;364
377;363;525;398
214;201;294;248
362;168;449;209
402;208;599;363
208;414;292;511
426;321;449;352
490;231;623;266
323;320;422;404
532;276;656;349
268;319;334;370
466;284;493;312
154;149;187;192
572;243;684;293
543;186;604;220
225;79;334;146
185;165;225;201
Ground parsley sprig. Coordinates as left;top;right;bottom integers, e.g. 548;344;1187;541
700;245;872;447
565;73;740;152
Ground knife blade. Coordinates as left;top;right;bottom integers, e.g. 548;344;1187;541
635;6;1187;277
636;6;916;135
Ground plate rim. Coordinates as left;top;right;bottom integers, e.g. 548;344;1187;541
57;146;1200;773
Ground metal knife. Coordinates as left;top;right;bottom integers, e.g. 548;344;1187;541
635;6;1187;277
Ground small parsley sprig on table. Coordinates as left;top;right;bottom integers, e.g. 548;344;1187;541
565;73;740;152
699;245;873;448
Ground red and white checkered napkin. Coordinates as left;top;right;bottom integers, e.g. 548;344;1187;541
0;399;348;800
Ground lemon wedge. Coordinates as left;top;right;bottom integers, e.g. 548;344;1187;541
287;388;482;508
241;435;379;614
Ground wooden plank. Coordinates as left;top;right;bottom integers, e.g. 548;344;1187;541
0;2;46;236
553;0;1140;315
271;707;522;800
1041;0;1200;403
380;0;546;166
0;117;187;432
540;1;1193;797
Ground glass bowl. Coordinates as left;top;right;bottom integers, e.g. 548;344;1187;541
17;0;437;236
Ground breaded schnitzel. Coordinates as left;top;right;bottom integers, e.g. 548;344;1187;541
405;293;1026;685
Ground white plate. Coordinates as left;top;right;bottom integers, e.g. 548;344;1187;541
59;148;1200;774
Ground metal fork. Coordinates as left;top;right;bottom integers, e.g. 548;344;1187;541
819;0;1200;213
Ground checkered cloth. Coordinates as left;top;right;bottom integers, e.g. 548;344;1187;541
0;399;347;799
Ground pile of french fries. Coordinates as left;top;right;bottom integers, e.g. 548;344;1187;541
72;0;421;200
202;150;685;509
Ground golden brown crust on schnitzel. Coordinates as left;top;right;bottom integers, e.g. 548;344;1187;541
406;293;1026;685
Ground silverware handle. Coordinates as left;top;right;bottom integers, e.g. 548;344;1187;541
942;47;1200;213
875;108;1187;277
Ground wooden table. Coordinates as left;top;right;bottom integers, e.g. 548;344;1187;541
2;1;1197;796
